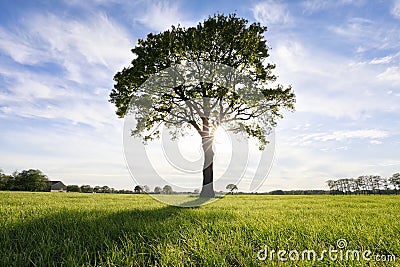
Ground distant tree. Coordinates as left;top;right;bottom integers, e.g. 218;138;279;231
356;176;367;194
143;185;150;193
371;175;382;194
154;186;162;194
342;178;352;194
338;179;347;194
80;185;94;193
163;185;173;194
389;173;400;194
349;178;359;193
5;175;16;190
326;180;334;192
93;186;102;193
270;190;284;195
101;185;111;193
193;189;200;194
67;185;81;192
226;184;238;194
0;169;12;190
12;169;49;191
381;178;390;192
326;179;341;194
110;13;295;198
357;175;374;194
134;185;144;194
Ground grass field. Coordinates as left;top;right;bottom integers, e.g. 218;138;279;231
0;192;399;266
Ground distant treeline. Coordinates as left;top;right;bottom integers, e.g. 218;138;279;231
2;168;400;195
326;173;400;195
0;168;177;194
67;184;134;194
67;184;176;194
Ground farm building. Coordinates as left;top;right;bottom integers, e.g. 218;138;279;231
49;181;67;192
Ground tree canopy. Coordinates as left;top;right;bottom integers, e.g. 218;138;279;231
111;13;295;144
226;184;238;194
163;185;173;194
134;185;144;194
12;169;49;192
154;186;162;194
0;169;11;190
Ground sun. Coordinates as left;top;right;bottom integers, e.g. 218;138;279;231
213;126;232;153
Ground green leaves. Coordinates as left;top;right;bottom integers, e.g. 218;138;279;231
110;13;295;147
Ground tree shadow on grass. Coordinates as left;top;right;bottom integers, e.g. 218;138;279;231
149;194;221;208
0;200;238;266
180;196;213;207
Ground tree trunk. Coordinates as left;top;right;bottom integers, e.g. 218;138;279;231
200;136;215;198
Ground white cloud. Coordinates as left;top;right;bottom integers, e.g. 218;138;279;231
0;28;46;65
370;160;400;167
302;0;330;12
330;17;400;52
136;1;190;31
392;0;400;18
0;12;133;128
31;13;132;76
302;0;364;13
313;130;388;142
369;56;393;65
284;129;389;149
269;34;400;119
330;17;373;39
252;0;291;25
0;62;122;129
0;13;132;81
378;67;400;83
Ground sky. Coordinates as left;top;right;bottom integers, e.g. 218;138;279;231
0;0;399;191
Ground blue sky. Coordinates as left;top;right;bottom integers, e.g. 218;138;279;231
0;0;399;191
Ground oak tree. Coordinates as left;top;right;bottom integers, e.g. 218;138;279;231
110;14;295;197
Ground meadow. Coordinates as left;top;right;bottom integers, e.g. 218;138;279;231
0;192;399;266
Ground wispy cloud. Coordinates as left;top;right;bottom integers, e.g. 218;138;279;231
136;1;192;31
0;12;132;79
378;67;400;84
0;28;47;65
31;13;132;79
285;129;388;148
0;12;132;128
369;56;393;65
392;0;400;18
330;17;374;39
302;0;365;13
252;0;291;25
330;17;400;52
270;37;400;119
312;129;388;142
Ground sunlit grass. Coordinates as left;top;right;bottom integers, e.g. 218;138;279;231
0;192;399;266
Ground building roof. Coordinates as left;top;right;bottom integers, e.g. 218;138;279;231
50;181;64;185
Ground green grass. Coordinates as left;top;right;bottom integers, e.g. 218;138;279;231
0;192;399;266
